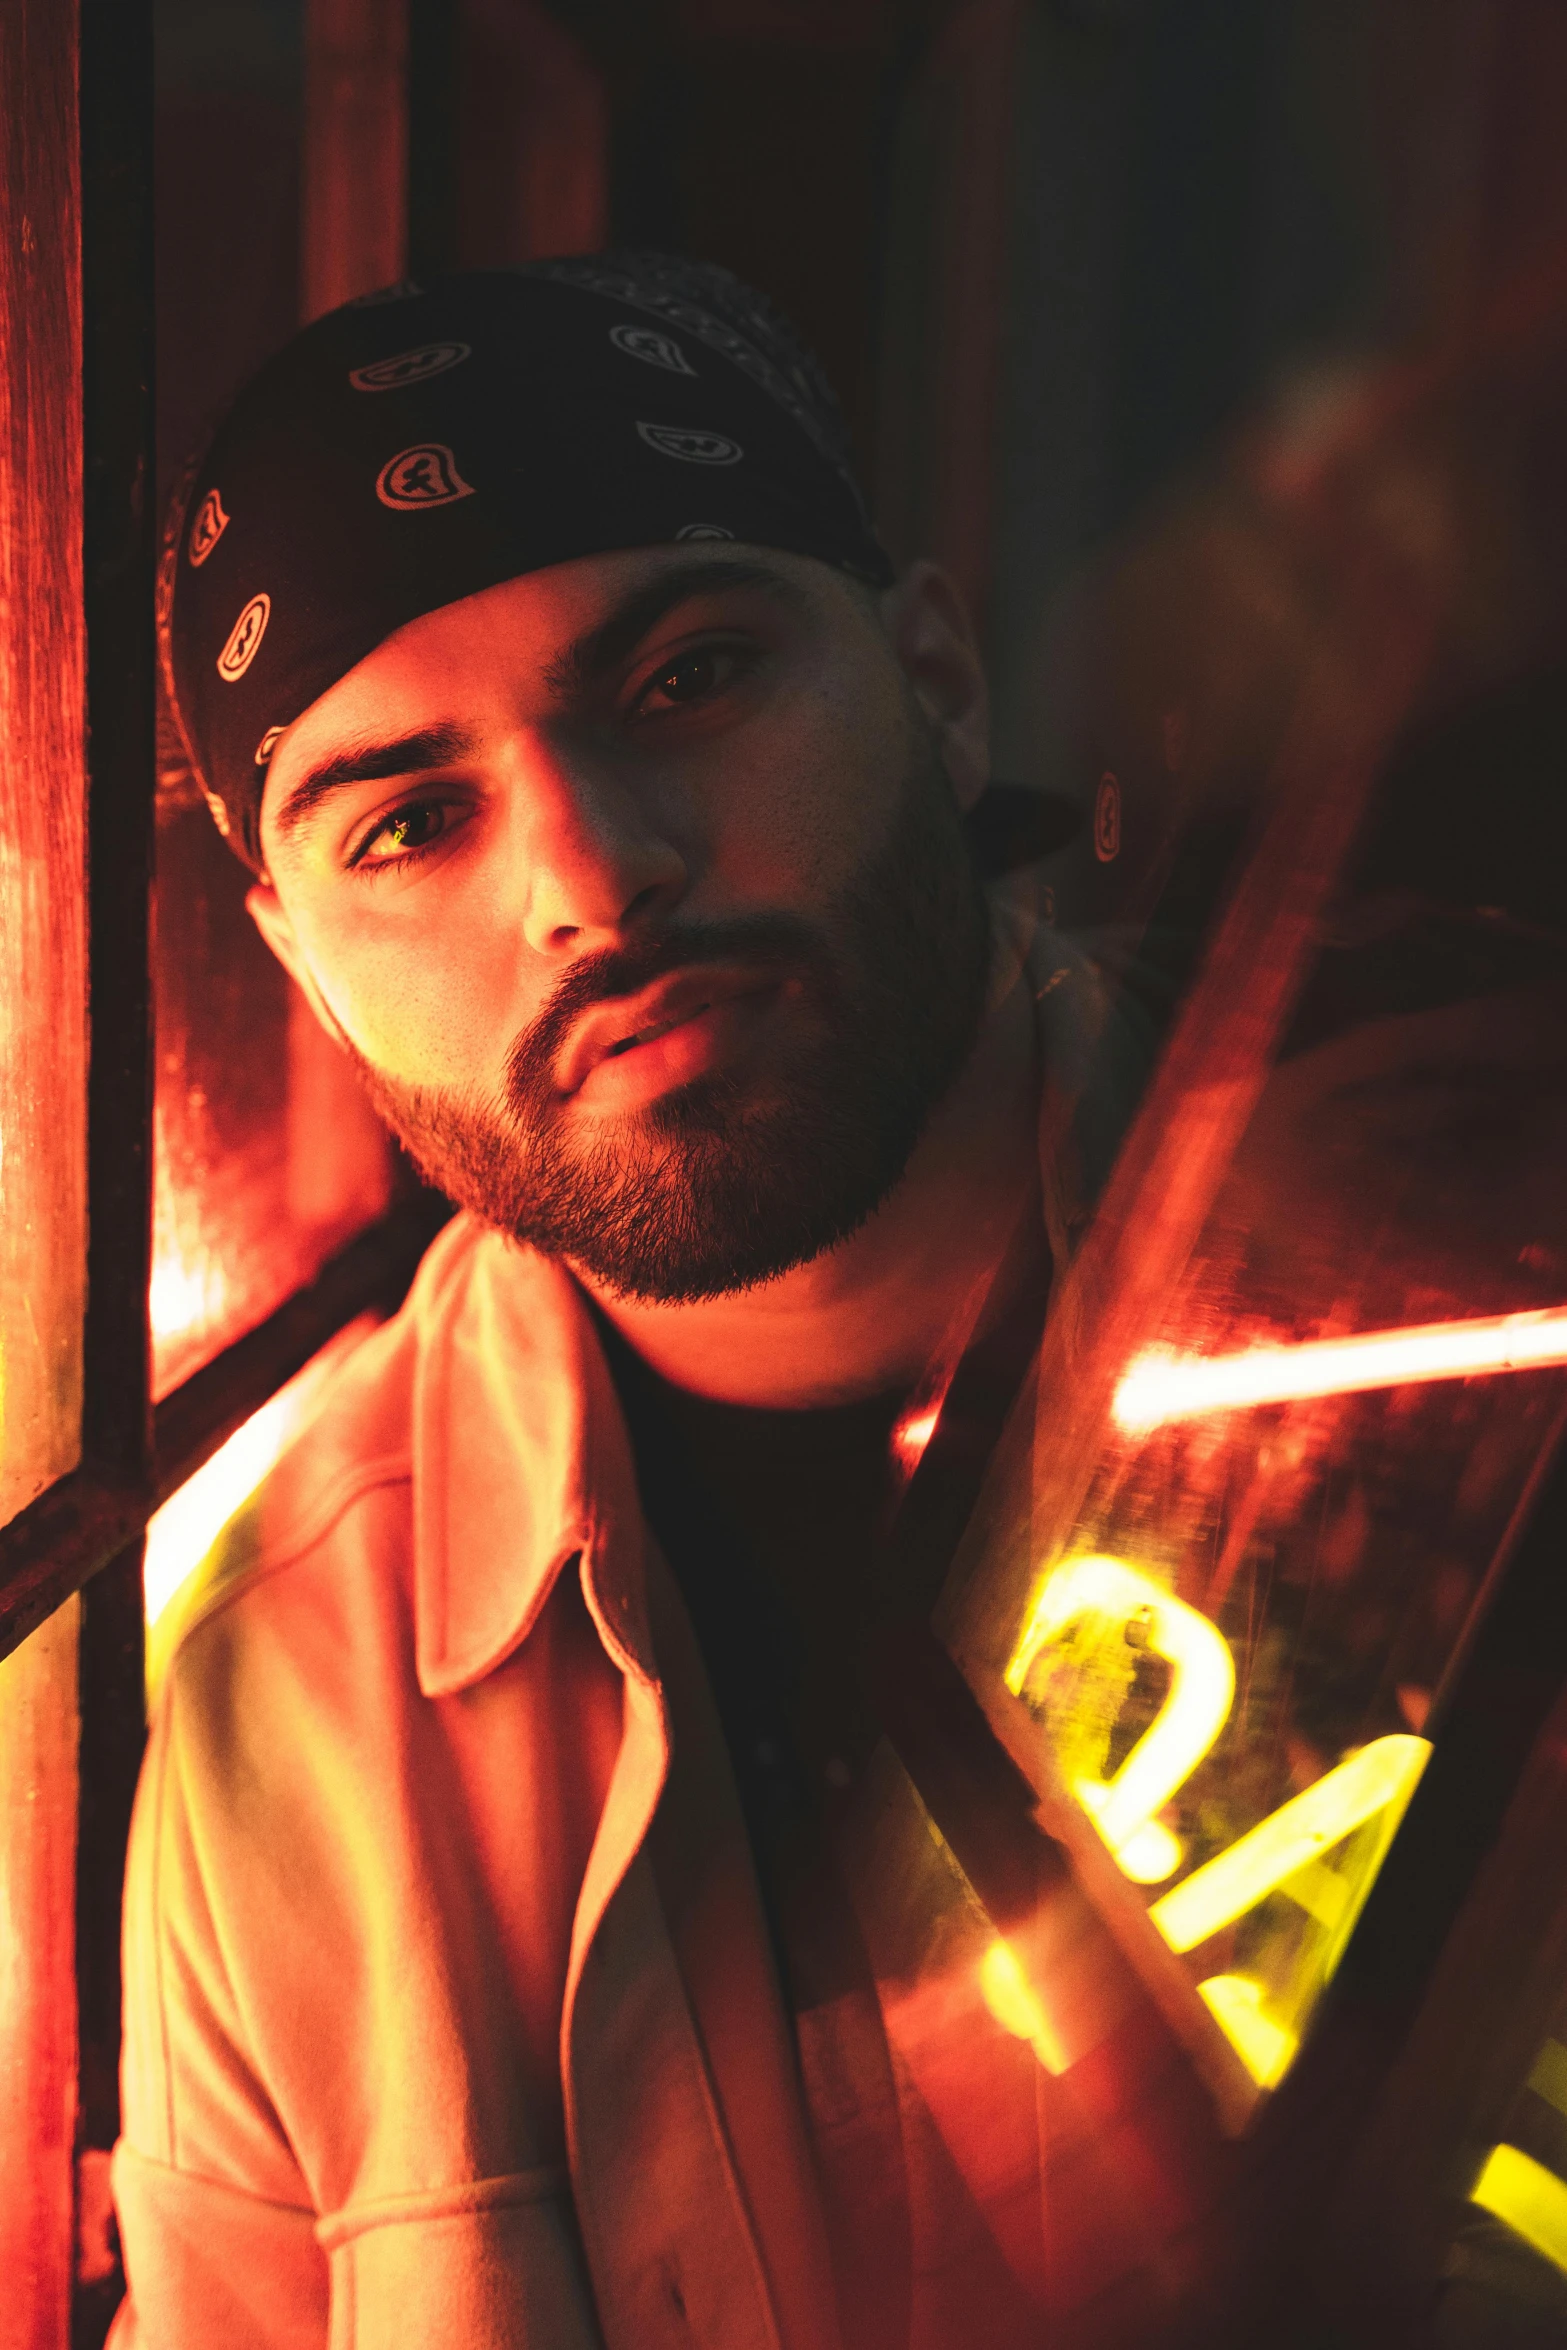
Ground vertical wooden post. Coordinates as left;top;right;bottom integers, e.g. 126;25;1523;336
0;4;86;2335
0;0;88;1533
0;1604;80;2350
302;0;411;318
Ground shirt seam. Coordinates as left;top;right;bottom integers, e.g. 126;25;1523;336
315;2166;571;2249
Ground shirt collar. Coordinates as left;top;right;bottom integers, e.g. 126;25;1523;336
409;1221;645;1697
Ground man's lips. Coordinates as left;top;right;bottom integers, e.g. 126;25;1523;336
554;966;779;1098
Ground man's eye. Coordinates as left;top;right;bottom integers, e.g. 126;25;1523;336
358;799;450;865
638;644;746;715
652;650;719;705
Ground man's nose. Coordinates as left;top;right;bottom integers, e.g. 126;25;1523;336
513;740;690;955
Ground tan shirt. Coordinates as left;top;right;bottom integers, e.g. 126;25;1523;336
114;1216;846;2350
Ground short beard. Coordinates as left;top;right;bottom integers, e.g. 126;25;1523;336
344;730;993;1302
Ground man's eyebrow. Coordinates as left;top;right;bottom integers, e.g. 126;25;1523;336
271;721;476;841
542;558;807;704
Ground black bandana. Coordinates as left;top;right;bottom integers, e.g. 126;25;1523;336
161;253;895;869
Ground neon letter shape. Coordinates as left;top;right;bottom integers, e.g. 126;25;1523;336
1005;1555;1236;1884
1149;1733;1431;1955
1471;2144;1567;2277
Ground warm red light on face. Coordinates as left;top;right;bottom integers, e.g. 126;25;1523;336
1113;1304;1567;1434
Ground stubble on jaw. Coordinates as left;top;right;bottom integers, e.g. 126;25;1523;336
341;722;994;1303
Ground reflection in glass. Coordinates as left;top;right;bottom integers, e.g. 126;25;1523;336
944;705;1567;2133
151;788;390;1398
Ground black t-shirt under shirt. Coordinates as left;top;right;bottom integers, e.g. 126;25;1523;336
597;1318;907;1996
600;1327;917;2342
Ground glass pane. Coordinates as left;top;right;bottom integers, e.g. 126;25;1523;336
150;800;391;1397
942;669;1567;2132
0;0;86;1528
152;5;391;1399
0;1598;81;2345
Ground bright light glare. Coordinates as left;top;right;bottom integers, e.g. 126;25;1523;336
1006;1554;1235;1884
1197;1975;1298;2087
1150;1733;1430;1954
144;1388;305;1628
978;1939;1066;2074
892;1407;939;1466
148;1253;227;1344
1114;1304;1567;1434
1471;2144;1567;2277
144;1316;378;1629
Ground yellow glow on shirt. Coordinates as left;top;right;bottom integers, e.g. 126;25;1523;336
144;1315;379;1632
1471;2144;1567;2276
1196;1975;1298;2087
1149;1733;1430;1954
1113;1303;1567;1434
1006;1554;1235;1883
144;1387;307;1629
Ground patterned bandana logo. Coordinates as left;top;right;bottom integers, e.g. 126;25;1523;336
349;341;472;393
636;422;743;466
610;322;694;376
187;488;230;566
376;442;476;509
216;592;271;681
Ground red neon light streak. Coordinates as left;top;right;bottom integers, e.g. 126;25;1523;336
1114;1304;1567;1434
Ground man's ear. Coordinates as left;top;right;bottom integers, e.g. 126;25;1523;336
880;559;991;813
246;878;345;1041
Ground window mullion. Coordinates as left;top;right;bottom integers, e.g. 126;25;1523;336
79;0;156;1493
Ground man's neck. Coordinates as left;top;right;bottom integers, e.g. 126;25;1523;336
579;938;1041;1410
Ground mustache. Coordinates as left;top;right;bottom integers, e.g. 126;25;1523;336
504;912;829;1117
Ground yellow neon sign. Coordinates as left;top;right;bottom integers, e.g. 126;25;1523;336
1196;1975;1297;2088
1006;1555;1235;1884
1001;1556;1433;2096
1471;2144;1567;2277
1149;1733;1430;1954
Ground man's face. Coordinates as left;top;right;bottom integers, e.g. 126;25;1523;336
251;546;993;1302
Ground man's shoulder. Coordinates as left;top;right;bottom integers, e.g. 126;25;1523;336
145;1213;572;1706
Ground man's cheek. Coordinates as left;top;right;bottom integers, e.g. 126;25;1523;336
715;759;884;905
327;955;517;1091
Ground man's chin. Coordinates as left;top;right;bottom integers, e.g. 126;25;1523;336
504;1123;886;1304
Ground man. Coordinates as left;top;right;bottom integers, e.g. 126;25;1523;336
118;254;1135;2350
